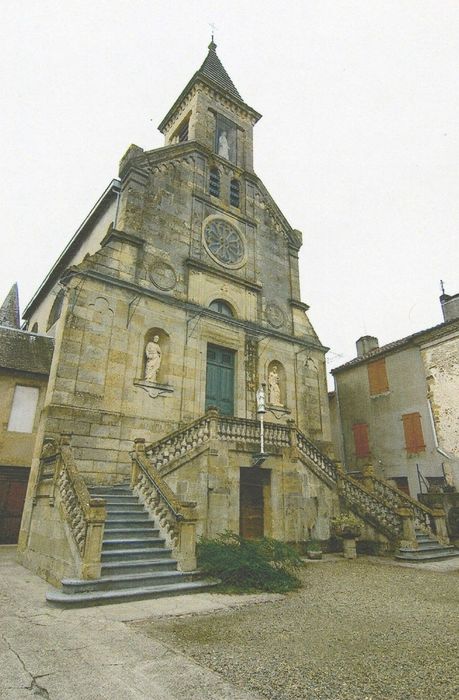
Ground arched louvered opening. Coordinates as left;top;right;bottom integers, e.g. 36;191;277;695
209;168;220;197
230;179;240;207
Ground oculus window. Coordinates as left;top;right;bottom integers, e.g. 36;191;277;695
203;219;245;268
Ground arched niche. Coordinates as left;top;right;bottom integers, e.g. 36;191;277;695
142;328;170;385
266;360;286;407
31;322;38;333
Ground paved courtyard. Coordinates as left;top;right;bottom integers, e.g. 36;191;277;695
135;556;459;700
1;545;458;699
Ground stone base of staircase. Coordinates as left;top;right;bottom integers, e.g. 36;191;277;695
46;484;217;607
395;529;459;562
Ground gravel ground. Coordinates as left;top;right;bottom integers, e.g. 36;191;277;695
133;558;459;700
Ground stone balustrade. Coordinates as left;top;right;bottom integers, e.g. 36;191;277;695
139;410;446;546
145;415;211;470
58;435;106;579
132;441;198;571
361;466;442;536
338;474;403;540
296;430;338;483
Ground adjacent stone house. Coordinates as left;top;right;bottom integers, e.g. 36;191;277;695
0;284;53;543
330;293;459;498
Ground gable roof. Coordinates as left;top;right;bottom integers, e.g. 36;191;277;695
0;327;54;375
332;318;459;374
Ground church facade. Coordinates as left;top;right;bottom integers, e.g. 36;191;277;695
17;42;339;584
17;43;452;591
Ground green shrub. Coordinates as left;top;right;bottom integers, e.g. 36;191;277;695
197;531;303;593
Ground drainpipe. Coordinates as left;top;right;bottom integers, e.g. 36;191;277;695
427;399;452;461
334;377;347;470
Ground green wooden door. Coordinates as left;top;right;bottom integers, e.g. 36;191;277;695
205;344;235;416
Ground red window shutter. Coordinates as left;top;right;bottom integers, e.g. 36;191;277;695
402;413;425;453
367;359;389;396
352;423;370;458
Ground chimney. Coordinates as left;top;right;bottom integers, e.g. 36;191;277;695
440;293;459;322
356;335;379;357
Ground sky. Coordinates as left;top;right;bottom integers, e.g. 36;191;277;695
1;0;458;384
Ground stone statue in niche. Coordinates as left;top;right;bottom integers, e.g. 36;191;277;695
218;130;230;159
145;336;162;383
268;365;282;406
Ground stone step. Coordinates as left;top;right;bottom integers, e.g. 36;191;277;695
101;547;173;562
395;548;459;562
101;558;178;576
60;570;197;594
89;485;130;493
102;537;164;550
412;541;454;551
103;528;160;540
416;537;437;544
96;496;140;505
105;507;147;516
104;518;152;528
46;580;219;607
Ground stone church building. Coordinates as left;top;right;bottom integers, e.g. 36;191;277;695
14;42;455;596
17;42;341;588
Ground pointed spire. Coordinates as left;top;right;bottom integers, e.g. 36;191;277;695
0;283;20;328
197;40;242;101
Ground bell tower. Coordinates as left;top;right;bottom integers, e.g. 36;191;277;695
158;40;261;172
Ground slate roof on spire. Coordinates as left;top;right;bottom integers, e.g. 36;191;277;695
197;40;242;101
0;283;20;329
158;41;261;134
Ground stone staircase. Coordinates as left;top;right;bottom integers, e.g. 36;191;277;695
46;484;216;606
395;528;459;563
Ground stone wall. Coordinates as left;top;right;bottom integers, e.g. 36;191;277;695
422;335;459;486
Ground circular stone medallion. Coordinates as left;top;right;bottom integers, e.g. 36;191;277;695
150;262;177;291
203;219;245;268
266;303;285;329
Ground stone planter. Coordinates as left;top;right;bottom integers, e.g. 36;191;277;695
306;549;323;560
340;528;361;540
342;537;357;559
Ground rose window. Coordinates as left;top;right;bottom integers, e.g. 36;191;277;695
203;220;245;267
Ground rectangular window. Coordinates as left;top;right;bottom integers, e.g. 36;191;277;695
352;423;370;458
367;358;389;396
402;412;425;454
7;386;40;433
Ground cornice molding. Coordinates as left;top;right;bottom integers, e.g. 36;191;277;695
60;266;327;352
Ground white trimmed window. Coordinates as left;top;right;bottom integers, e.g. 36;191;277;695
7;386;40;433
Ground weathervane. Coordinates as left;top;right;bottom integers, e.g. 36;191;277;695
209;22;218;42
